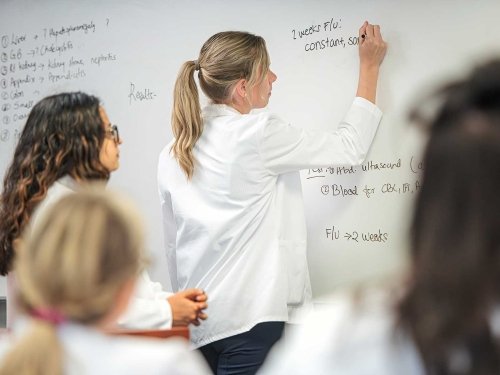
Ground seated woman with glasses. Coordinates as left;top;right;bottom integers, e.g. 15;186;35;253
0;189;211;374
0;92;207;329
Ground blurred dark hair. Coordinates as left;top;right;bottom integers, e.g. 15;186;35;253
0;92;109;275
398;60;500;374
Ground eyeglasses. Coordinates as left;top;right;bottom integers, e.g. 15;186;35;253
106;124;120;144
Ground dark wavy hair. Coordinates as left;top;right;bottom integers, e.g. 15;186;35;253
398;60;500;374
0;92;110;275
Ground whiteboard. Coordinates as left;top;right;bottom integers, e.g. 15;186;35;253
1;0;499;299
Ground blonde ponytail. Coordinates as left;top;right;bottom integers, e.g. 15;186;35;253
171;60;203;180
0;322;63;375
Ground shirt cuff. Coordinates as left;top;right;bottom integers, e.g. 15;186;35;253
353;97;383;119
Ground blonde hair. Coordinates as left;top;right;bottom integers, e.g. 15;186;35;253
0;188;144;375
171;31;270;179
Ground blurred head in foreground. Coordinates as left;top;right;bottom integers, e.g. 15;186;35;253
0;188;144;375
399;58;500;374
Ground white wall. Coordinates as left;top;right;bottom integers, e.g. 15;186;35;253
1;0;499;299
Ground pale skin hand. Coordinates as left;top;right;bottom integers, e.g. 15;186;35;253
356;21;388;104
167;288;208;327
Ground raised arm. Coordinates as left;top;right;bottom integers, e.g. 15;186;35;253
356;21;387;103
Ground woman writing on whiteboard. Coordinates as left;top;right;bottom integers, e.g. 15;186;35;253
158;21;386;374
0;92;207;329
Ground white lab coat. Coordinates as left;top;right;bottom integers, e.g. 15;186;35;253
158;97;382;348
6;176;173;329
0;318;211;375
259;289;425;375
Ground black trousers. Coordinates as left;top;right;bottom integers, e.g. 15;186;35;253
198;321;285;375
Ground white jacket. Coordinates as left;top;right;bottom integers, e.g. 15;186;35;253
0;318;211;374
259;289;424;375
6;176;173;329
158;97;382;348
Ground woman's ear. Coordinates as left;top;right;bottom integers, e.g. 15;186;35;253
229;78;251;114
234;78;247;99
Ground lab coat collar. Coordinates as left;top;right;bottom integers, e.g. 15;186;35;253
202;103;241;118
202;103;270;119
57;175;80;192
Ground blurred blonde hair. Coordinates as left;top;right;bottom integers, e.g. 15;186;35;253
0;187;144;375
171;31;270;179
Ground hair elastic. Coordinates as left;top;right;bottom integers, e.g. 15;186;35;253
194;60;200;71
31;307;66;325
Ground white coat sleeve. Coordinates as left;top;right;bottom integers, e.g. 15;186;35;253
259;97;382;174
117;271;173;329
158;162;179;292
